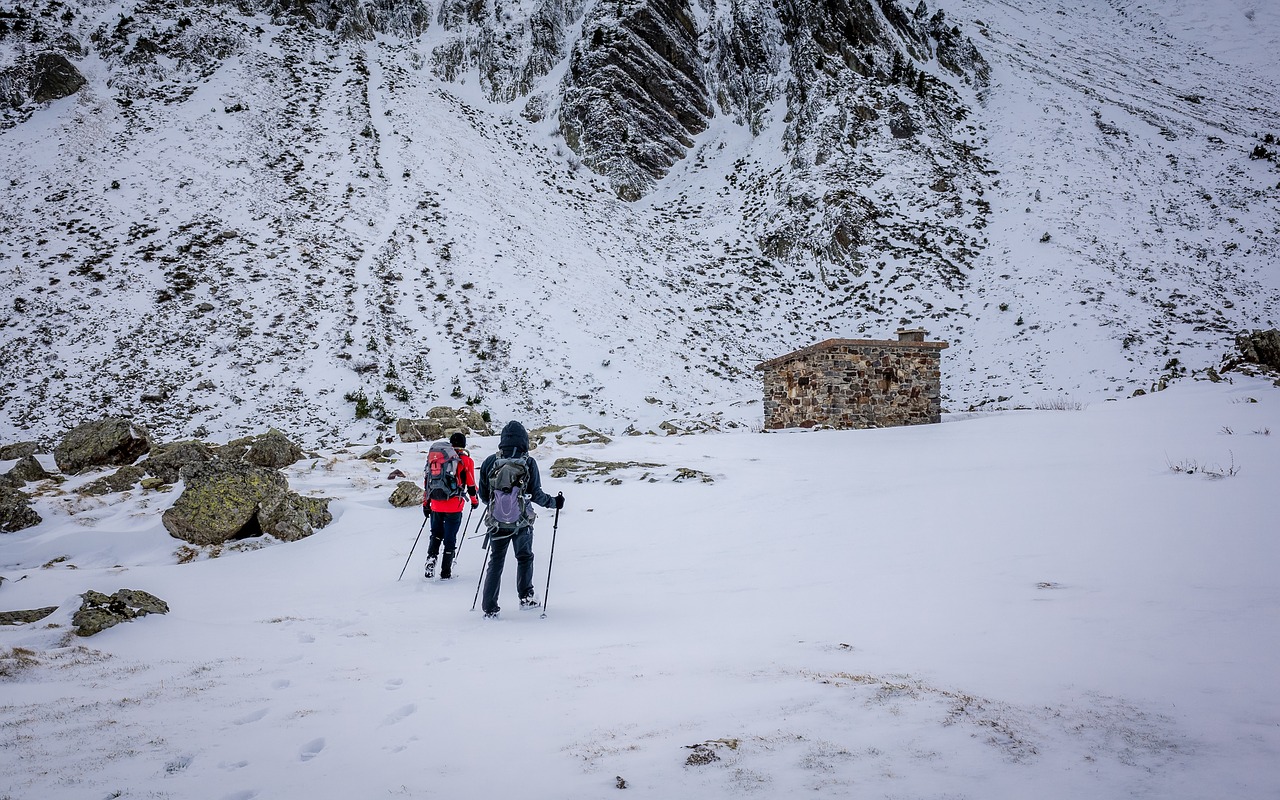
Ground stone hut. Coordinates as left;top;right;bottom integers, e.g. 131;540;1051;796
756;329;948;430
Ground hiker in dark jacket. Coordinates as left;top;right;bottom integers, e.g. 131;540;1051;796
477;420;563;618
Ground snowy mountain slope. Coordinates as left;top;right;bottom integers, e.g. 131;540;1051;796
1;378;1277;798
0;0;1277;445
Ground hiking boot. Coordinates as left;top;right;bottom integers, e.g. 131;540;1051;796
423;556;436;579
440;550;454;580
483;610;500;619
519;593;540;609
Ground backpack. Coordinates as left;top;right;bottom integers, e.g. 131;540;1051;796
424;441;462;502
486;454;533;530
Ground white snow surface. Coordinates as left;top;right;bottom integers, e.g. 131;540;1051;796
2;377;1279;798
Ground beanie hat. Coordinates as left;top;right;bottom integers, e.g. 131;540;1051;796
449;432;467;448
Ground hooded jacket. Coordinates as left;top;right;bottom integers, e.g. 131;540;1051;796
477;421;556;512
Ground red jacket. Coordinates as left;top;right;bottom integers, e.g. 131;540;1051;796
425;449;478;514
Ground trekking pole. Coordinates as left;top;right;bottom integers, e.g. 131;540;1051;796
540;493;564;619
398;516;429;581
470;528;492;611
455;505;475;564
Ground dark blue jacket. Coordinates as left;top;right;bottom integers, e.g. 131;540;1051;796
478;421;555;510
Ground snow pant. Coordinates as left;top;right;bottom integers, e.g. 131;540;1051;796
481;526;534;614
428;510;462;578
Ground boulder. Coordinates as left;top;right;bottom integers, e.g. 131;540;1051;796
9;454;49;484
259;492;333;542
0;442;41;460
388;480;424;508
77;465;145;497
29;52;87;103
161;460;290;545
397;407;494;442
530;424;612;447
72;589;169;637
54;418;152;474
220;429;304;469
142;440;216;484
0;486;42;532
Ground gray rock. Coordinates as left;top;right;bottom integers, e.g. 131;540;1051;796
388;480;424;508
0;442;41;460
142;440;216;484
219;429;304;469
259;492;333;542
0;606;58;626
29;52;87;103
5;455;48;486
1236;329;1280;370
0;486;42;532
396;418;444;443
77;465;146;497
72;589;169;637
54;418;152;474
161;460;290;545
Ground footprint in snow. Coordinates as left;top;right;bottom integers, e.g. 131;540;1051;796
297;633;315;644
220;792;258;800
381;704;417;727
300;738;326;761
272;679;291;690
233;708;269;725
219;760;250;771
385;678;404;690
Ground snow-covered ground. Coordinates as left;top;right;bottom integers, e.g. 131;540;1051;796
3;377;1278;798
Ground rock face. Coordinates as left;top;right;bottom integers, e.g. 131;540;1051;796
0;486;42;532
54;418;152;474
559;0;713;200
388;480;424;508
161;460;332;544
0;442;41;460
72;589;169;637
1235;329;1280;370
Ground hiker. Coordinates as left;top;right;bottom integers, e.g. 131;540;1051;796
423;432;479;580
478;420;564;617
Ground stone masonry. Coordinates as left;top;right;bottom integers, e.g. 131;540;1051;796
756;329;948;430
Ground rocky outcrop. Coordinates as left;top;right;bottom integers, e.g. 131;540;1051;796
72;589;169;637
559;0;713;200
1234;329;1280;370
142;440;217;484
54;418;152;475
0;606;58;626
218;429;304;470
388;480;423;508
396;407;493;443
0;487;42;532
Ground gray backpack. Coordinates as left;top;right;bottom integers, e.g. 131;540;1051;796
487;455;534;530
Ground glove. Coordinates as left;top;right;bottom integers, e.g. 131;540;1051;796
553;494;565;510
470;496;479;509
423;505;431;519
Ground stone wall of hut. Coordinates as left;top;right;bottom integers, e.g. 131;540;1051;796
760;342;945;429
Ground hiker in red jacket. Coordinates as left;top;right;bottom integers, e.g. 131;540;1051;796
423;432;479;580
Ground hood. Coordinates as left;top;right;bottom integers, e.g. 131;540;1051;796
498;420;529;456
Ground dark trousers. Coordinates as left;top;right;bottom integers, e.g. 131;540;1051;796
428;511;462;556
482;527;534;614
